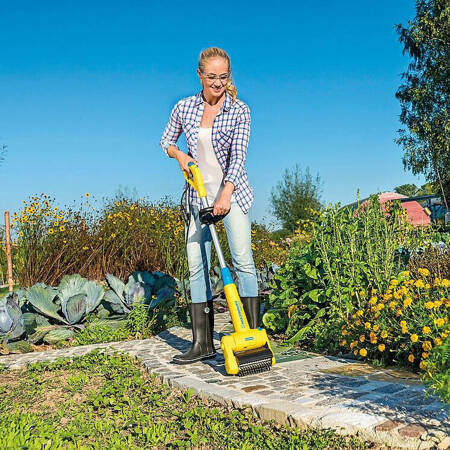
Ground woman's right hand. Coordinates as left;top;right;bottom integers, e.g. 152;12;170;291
176;152;198;178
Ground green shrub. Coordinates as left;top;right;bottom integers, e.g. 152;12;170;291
10;194;289;288
265;196;431;343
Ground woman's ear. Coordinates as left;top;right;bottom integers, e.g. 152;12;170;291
196;68;203;87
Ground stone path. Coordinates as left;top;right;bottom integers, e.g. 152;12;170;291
1;312;448;449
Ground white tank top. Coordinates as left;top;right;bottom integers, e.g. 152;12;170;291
197;127;236;204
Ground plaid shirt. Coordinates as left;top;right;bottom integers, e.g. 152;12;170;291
160;91;254;214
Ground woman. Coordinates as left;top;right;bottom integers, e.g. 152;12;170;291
160;47;261;365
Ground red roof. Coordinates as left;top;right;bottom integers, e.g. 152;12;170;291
359;192;431;226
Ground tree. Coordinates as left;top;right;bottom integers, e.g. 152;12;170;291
395;0;450;209
393;182;438;196
270;164;322;232
0;144;7;166
394;183;419;197
417;181;438;196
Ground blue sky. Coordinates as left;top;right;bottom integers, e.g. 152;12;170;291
0;1;424;225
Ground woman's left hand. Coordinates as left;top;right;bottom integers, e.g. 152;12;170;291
213;192;231;216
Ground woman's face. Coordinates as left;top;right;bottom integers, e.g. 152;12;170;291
197;57;229;100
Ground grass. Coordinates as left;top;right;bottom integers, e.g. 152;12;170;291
0;350;373;449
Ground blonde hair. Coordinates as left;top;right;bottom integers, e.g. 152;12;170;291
198;47;237;102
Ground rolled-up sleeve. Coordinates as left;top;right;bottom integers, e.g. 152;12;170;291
160;101;183;156
224;105;251;189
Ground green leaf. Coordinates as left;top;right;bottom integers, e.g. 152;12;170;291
43;327;76;344
63;294;86;325
26;285;65;323
85;281;105;314
106;274;126;300
307;289;320;302
286;325;312;344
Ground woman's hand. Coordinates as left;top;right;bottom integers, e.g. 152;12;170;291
213;192;232;216
174;150;198;177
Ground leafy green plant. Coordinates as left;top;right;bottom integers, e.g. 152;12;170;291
264;196;432;344
423;335;450;403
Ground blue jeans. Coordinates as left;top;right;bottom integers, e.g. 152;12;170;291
186;203;258;303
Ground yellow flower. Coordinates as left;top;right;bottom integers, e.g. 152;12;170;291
359;348;367;357
376;303;385;311
359;335;365;342
418;268;430;277
433;278;441;286
442;279;450;288
355;320;361;326
288;305;296;318
399;271;410;278
378;344;385;352
401;327;408;334
353;350;358;356
82;246;88;250
408;354;415;363
381;330;388;338
350;341;358;349
422;341;432;351
356;310;363;317
364;322;371;329
424;301;434;310
59;225;65;232
340;340;347;346
373;324;379;332
410;334;418;343
419;360;427;370
403;297;412;307
422;352;428;359
19;231;24;237
434;318;445;327
374;312;380;319
433;300;442;308
48;228;54;234
422;326;431;334
396;308;403;317
85;193;90;197
400;320;407;328
434;337;442;346
369;296;377;305
414;279;425;288
390;279;399;286
341;329;347;335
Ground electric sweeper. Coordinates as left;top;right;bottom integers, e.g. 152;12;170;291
183;162;276;376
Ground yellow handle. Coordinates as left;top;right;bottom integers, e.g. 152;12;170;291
183;162;207;198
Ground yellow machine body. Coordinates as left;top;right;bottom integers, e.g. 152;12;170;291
221;283;276;375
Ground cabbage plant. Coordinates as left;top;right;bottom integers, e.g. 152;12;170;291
0;293;25;342
105;271;177;314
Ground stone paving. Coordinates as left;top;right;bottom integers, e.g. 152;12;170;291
1;312;449;449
